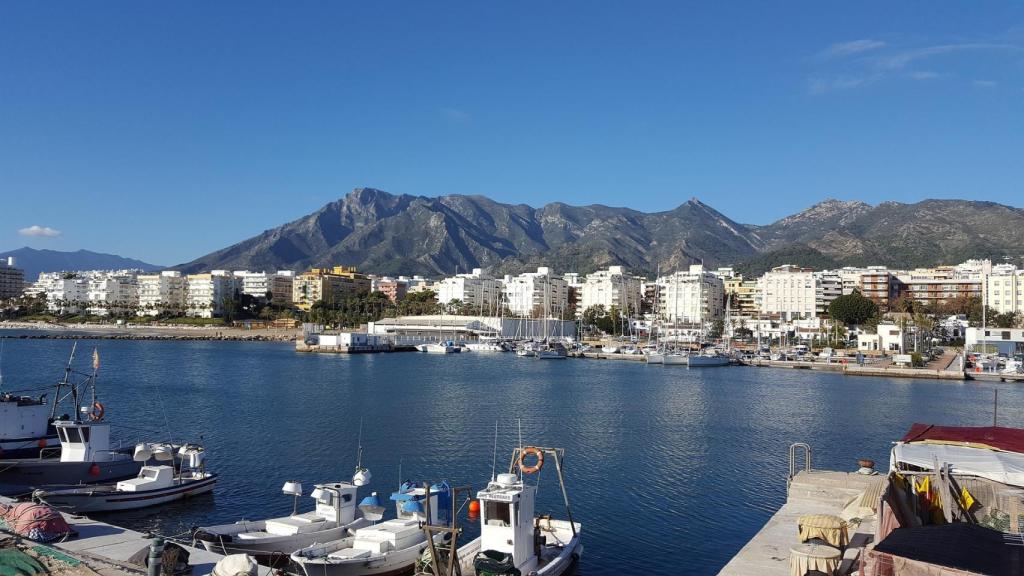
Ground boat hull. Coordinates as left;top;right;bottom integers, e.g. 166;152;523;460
0;458;143;497
687;356;730;367
196;521;367;567
0;434;60;459
645;353;664;364
662;355;688;365
293;538;431;576
37;474;218;513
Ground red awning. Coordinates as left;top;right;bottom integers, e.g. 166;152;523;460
901;423;1024;454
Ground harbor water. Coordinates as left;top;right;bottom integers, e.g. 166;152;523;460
2;336;1023;575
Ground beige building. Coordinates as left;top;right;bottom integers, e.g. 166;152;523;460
577;266;643;317
757;265;816;320
657;265;725;325
186;271;238;318
137;271;186;316
293;266;371;310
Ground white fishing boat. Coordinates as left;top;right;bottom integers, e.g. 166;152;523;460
194;466;373;565
0;343;83;459
33;444;215;513
464;342;506;353
417;342;457;354
290;482;452;576
448;446;582;576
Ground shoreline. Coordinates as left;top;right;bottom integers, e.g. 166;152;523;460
0;320;297;342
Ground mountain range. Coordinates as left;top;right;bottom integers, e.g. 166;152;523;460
0;247;163;280
176;188;1024;277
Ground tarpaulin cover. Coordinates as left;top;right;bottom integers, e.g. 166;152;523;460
0;503;73;543
873;523;1024;576
890;443;1024;488
901;423;1024;454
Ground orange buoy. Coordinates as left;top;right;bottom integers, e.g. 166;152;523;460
38;438;47;448
468;500;480;514
88;463;101;477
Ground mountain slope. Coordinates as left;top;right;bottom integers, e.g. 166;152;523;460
0;248;163;280
178;188;764;275
177;190;1024;276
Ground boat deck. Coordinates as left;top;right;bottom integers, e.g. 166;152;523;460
718;470;884;576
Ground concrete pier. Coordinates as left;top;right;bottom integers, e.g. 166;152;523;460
718;470;884;576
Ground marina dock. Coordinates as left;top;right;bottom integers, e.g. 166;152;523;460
718;469;884;576
1;496;224;575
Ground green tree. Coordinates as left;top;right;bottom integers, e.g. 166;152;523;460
827;290;879;326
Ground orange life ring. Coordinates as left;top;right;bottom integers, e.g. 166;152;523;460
89;402;105;422
518;446;544;474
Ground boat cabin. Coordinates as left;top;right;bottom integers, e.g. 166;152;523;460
477;473;538;573
0;394;50;442
389;481;448;525
55;420;116;463
116;465;174;492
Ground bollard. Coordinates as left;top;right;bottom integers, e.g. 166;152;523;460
148;536;165;576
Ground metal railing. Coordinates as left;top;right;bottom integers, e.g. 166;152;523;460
788;442;812;493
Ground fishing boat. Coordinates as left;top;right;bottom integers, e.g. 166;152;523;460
194;468;373;565
33;443;215;513
464;341;506;353
417;342;457;354
0;393;58;459
446;446;582;576
290;481;452;576
0;347;147;496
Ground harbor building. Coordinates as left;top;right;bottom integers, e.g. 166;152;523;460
137;271;186;315
186;270;238;318
502;267;570;318
436;268;503;313
577;266;643;317
656;265;725;325
292;266;371;310
965;326;1024;356
857;322;912;353
368;315;576;344
757;265;816;321
234;270;295;307
0;257;25;299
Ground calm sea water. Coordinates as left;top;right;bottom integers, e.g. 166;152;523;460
2;334;1022;575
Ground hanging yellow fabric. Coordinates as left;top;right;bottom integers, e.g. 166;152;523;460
960;486;976;511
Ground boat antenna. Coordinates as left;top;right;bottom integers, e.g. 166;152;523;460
356;417;364;470
397;457;403;489
64;342;79;422
491;420;499;482
0;335;5;394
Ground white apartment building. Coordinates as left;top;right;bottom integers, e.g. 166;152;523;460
86;273;139;316
814;272;842;317
44;277;89;314
577;266;643;316
436;268;503;313
186;271;238;318
758;265;817;320
502;267;569;318
137;271;186;315
234;270;295;307
656;265;725;325
0;257;25;299
985;269;1024;315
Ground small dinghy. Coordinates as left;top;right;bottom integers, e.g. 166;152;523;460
33;443;215;513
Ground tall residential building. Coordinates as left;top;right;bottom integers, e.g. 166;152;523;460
814;272;842;317
0;257;25;299
137;271;186;315
577;266;643;316
723;276;759;316
437;268;503;312
374;278;408;302
234;270;295;307
986;269;1024;315
657;265;725;325
859;269;903;311
757;265;817;320
45;277;89;314
186;271;238;318
292;266;371;310
86;273;139;316
502;267;569;318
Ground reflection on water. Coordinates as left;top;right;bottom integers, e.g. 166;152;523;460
2;335;1021;575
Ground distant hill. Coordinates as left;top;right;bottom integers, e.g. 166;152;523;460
0;247;163;280
176;189;1024;277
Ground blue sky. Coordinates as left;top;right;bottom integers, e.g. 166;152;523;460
2;2;1022;265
